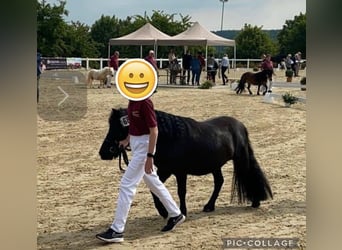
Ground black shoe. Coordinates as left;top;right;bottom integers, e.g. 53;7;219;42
161;214;185;232
268;90;272;93
96;228;124;243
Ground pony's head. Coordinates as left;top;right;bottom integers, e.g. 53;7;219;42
99;108;129;160
104;67;115;77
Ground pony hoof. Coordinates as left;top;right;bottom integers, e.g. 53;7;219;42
203;206;215;212
251;201;260;208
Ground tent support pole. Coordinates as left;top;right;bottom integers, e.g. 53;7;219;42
233;44;236;79
155;43;160;68
108;43;111;63
154;42;157;58
205;45;208;73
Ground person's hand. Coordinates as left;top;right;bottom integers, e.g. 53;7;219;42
119;137;129;148
145;157;153;174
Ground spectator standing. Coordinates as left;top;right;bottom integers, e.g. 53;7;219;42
144;50;159;91
220;54;230;85
206;54;219;84
168;49;176;64
37;51;42;103
290;54;297;73
279;58;286;70
285;54;293;70
108;51;120;87
198;51;205;72
169;56;181;84
191;53;202;86
294;52;302;77
182;51;192;84
168;49;178;84
144;50;158;74
261;54;274;93
96;97;185;243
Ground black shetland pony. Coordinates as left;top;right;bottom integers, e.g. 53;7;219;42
99;108;273;218
235;70;272;95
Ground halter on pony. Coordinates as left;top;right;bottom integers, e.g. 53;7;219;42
115;114;130;172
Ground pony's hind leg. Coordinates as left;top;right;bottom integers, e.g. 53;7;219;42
247;84;253;95
203;168;224;212
236;80;245;94
257;84;262;95
262;83;268;95
175;173;188;216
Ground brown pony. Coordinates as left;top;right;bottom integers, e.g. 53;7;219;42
87;67;114;88
235;70;271;95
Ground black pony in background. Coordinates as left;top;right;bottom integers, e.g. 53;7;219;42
99;108;273;218
235;69;272;95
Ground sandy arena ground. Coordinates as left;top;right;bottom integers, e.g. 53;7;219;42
37;69;306;249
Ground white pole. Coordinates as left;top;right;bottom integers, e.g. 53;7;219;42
219;0;229;31
205;45;208;71
234;45;236;79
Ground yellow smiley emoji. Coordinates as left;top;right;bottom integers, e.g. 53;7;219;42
115;59;158;101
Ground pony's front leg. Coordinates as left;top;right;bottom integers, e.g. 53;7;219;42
203;168;224;212
151;170;172;218
175;174;188;216
151;192;168;219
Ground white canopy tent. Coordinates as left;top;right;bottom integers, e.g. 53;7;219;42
157;22;236;67
108;22;236;68
108;23;171;58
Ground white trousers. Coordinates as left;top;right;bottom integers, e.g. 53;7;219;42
111;134;181;233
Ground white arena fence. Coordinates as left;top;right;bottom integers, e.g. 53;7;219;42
42;57;305;71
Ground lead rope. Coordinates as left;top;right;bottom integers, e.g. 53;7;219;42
118;145;130;173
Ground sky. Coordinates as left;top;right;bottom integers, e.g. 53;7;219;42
44;0;306;31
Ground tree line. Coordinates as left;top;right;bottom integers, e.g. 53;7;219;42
37;0;306;62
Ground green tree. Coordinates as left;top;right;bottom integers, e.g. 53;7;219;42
37;0;99;57
37;0;69;56
235;24;277;60
277;13;306;57
65;21;100;58
90;15;123;58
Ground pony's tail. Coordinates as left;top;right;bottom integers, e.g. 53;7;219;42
235;76;245;94
231;129;273;207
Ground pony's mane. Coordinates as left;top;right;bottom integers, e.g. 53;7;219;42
110;108;199;138
155;110;196;138
109;108;127;124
